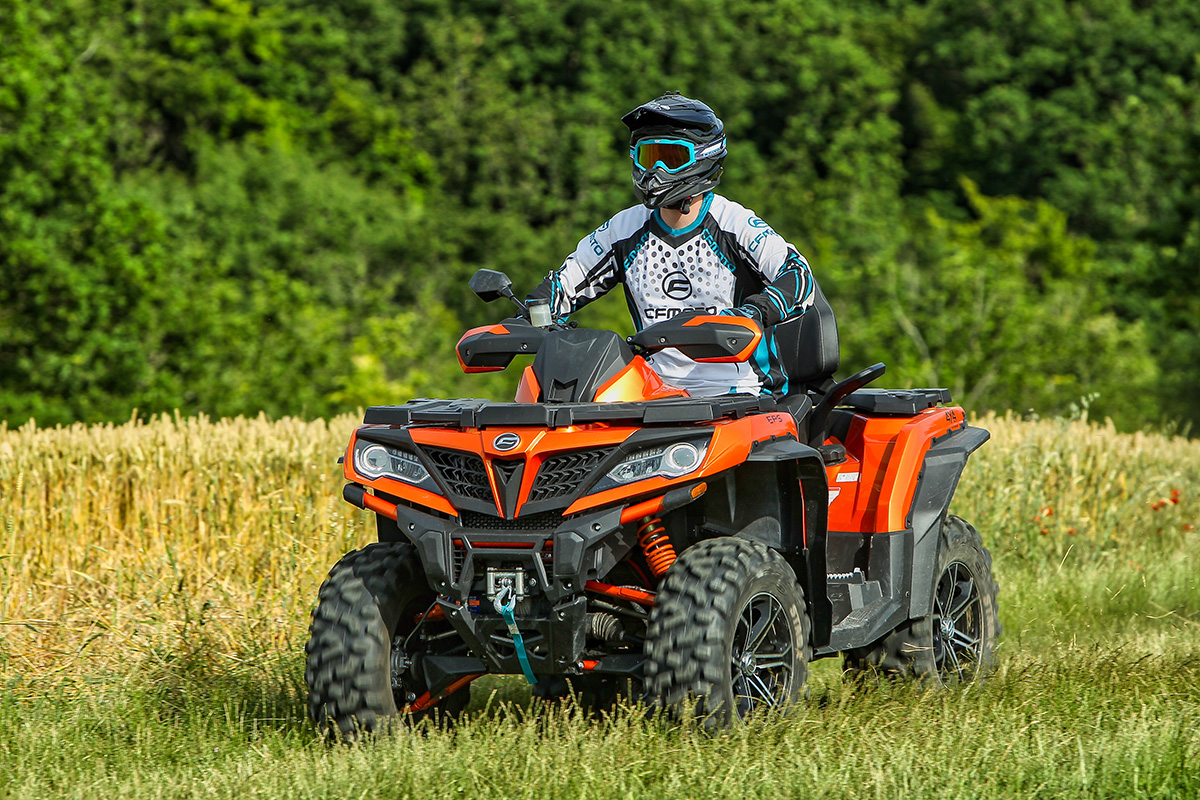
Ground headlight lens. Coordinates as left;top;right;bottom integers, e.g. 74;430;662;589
353;440;432;485
603;441;707;486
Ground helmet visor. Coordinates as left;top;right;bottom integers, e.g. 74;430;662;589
631;139;696;174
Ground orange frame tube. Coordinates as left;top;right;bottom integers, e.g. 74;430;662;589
585;580;656;606
406;673;482;712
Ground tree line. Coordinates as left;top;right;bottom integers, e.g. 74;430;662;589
2;0;1196;431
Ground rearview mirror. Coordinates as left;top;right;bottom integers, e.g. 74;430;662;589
469;269;514;303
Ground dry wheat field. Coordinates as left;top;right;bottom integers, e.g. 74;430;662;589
0;411;1197;798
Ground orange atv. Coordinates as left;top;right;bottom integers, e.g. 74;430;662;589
305;269;1000;738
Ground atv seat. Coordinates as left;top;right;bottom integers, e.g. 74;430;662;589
773;279;839;440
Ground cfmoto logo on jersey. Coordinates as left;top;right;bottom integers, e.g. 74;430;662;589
662;271;694;300
492;433;520;451
644;305;717;320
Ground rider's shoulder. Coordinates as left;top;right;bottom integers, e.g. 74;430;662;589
705;196;772;237
594;204;653;238
708;195;765;229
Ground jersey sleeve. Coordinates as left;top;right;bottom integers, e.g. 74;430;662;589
527;216;624;321
723;209;815;328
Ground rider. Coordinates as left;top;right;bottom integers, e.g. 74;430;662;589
528;91;815;398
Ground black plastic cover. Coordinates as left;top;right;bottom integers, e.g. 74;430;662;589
363;395;777;428
841;388;952;415
530;328;633;403
457;323;546;371
628;315;759;361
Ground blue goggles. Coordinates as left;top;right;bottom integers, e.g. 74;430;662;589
630;137;726;174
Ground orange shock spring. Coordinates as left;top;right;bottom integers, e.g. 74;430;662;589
637;516;677;577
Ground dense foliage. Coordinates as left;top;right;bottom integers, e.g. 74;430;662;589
2;0;1196;429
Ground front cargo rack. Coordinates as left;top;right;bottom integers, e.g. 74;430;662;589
364;395;778;428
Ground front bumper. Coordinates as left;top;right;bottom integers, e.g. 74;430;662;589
385;497;638;675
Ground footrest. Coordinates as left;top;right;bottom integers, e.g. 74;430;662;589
827;597;906;652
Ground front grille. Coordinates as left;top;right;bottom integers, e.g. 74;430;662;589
423;447;490;500
452;540;466;581
459;510;564;531
529;448;615;502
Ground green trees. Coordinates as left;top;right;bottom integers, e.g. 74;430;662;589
843;182;1156;425
902;0;1200;426
0;0;1191;430
0;3;175;422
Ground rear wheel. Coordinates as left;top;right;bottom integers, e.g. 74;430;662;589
844;515;1001;682
305;542;469;741
645;537;810;727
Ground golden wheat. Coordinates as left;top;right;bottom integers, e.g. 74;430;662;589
1;410;1196;692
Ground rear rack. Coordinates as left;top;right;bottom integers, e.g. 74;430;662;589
364;395;777;428
841;388;951;415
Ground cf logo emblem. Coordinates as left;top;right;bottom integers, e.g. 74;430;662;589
493;432;521;451
662;271;694;300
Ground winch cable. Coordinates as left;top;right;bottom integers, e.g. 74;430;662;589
493;585;538;685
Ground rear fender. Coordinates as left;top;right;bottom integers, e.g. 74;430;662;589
907;424;991;617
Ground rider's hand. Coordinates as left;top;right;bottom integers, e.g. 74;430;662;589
719;305;763;322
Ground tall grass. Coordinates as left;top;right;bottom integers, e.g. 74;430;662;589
0;411;1197;798
0;412;362;695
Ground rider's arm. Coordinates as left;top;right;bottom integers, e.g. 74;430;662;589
721;213;815;327
527;216;624;322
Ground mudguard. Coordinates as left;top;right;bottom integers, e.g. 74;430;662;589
741;438;833;650
907;424;991;618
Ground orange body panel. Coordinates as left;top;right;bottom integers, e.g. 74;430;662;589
681;314;763;362
348;395;959;533
825;407;966;533
514;366;540;402
593;357;688;402
347;409;797;521
456;325;513;373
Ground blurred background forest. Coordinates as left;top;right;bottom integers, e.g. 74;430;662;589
2;0;1197;431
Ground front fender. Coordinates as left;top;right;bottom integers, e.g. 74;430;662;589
740;438;833;652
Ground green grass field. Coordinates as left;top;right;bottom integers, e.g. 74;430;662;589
1;412;1197;798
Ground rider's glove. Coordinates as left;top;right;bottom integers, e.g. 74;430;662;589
719;305;764;323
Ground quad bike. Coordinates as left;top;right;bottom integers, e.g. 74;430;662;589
305;268;1000;739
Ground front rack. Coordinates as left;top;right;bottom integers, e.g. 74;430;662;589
364;395;778;429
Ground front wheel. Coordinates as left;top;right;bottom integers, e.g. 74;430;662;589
304;542;469;741
844;515;1001;682
645;537;810;727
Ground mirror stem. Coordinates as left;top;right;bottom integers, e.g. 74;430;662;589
500;287;529;314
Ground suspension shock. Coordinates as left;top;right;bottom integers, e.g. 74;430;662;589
637;516;677;577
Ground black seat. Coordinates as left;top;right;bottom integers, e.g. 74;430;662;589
770;279;840;443
774;279;839;396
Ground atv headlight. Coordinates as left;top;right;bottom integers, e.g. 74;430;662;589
602;440;708;487
353;440;433;487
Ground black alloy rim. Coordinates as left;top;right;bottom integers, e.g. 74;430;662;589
932;561;984;679
730;592;796;716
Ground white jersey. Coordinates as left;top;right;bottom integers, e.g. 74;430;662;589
529;193;815;396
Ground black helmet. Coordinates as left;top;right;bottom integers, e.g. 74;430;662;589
622;91;725;210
